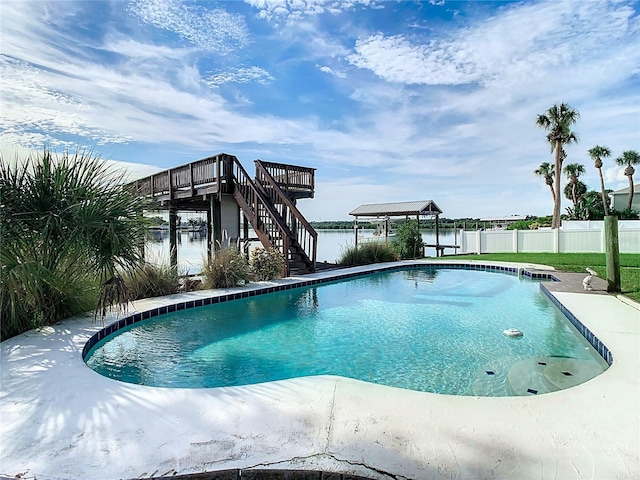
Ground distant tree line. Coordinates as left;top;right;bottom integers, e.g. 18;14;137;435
309;218;547;231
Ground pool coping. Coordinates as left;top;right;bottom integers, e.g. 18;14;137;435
1;260;638;480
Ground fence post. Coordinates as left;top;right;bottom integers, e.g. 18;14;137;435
605;215;621;292
476;230;481;254
513;229;518;253
554;227;560;253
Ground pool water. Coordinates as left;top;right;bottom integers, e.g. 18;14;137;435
85;268;608;396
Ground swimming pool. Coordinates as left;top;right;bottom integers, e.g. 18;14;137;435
84;265;608;396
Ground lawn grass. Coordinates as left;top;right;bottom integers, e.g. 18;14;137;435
450;253;640;303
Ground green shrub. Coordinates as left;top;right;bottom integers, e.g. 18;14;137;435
392;220;423;259
122;263;181;300
338;242;398;266
250;247;285;280
611;208;639;220
0;149;149;341
202;247;250;289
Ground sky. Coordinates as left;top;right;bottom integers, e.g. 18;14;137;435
1;0;639;221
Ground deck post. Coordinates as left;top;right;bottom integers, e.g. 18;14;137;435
210;195;222;257
206;207;212;262
243;213;250;257
169;204;178;271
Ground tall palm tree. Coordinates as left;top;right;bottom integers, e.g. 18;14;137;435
563;162;586;207
536;103;580;228
534;162;555;204
614;150;640;211
588;145;612;215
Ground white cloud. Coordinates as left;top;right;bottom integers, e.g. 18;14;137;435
244;0;382;22
347;1;639;88
101;36;195;60
128;0;249;54
317;65;346;78
203;67;275;86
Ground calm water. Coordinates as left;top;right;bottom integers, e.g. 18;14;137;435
146;229;461;274
85;267;607;396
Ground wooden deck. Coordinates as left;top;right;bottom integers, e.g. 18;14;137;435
127;153;317;275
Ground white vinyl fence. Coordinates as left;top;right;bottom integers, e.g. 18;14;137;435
458;226;640;255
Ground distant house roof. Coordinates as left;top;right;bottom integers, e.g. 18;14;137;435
611;184;640;195
479;216;528;222
349;200;442;217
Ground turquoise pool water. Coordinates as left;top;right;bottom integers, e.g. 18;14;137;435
85;268;608;395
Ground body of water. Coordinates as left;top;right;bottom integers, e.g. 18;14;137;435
146;229;461;274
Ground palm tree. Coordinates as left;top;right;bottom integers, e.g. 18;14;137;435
536;103;580;228
614;150;640;211
563;162;586;207
588;145;612;215
0;149;150;340
534;162;555;204
563;181;587;219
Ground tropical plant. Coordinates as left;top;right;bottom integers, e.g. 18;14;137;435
0;149;150;340
563;180;587;207
250;247;285;281
536;103;580;228
534;162;555;204
393;219;424;259
614;150;640;211
201;247;250;289
566;190;606;220
338;242;397;266
588;145;612;215
563;162;586;207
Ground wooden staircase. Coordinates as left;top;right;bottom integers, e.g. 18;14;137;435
230;158;317;275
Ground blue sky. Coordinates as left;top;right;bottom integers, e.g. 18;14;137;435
1;0;639;221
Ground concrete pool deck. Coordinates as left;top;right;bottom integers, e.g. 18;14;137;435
1;260;638;480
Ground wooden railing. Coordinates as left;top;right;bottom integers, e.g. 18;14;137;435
129;155;226;197
257;160;315;197
255;160;317;270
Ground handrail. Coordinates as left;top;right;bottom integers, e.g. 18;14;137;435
230;157;293;273
257;160;315;195
255;160;317;270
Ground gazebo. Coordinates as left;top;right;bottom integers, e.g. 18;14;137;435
349;200;447;255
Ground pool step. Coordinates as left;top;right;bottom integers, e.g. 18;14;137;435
470;356;606;397
506;357;604;396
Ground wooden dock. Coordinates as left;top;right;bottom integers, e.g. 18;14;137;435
424;244;460;257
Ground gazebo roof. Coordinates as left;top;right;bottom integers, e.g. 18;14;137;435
349;200;442;217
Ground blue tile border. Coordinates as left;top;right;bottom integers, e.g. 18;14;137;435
540;283;613;366
82;263;608;367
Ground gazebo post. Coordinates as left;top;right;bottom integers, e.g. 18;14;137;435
354;218;358;248
435;214;440;257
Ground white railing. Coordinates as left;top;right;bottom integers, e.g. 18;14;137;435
459;227;640;254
